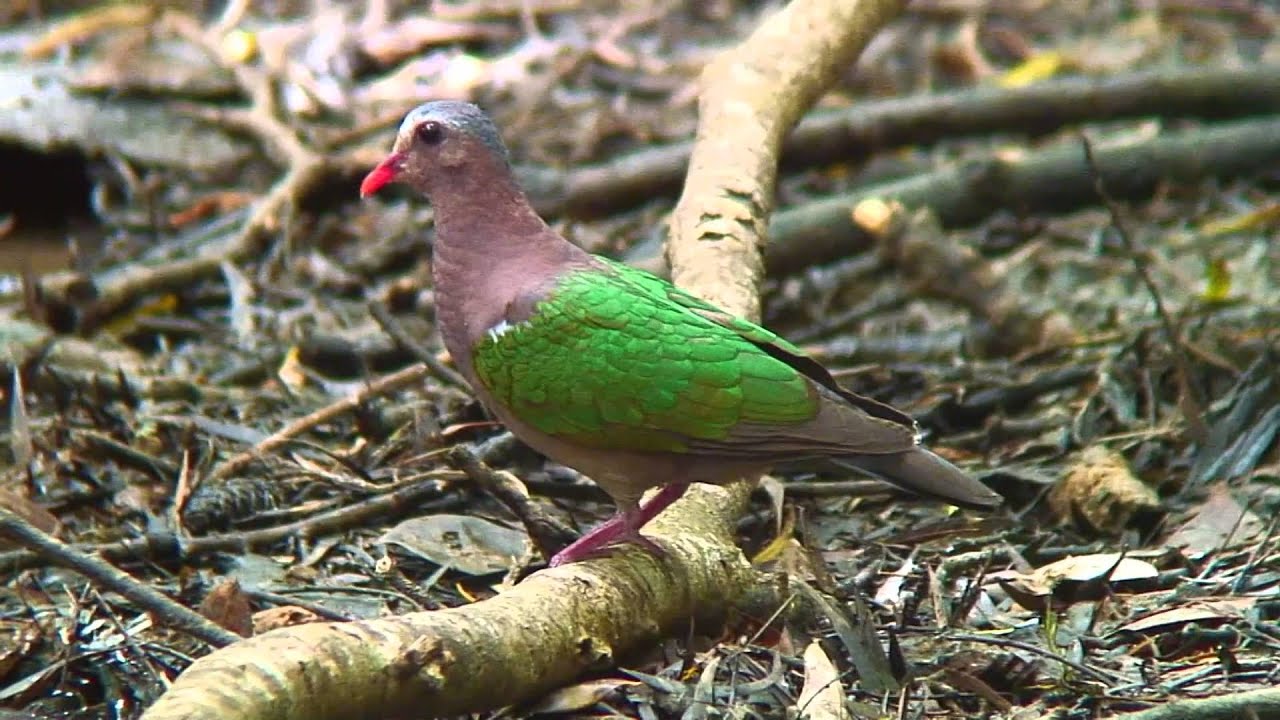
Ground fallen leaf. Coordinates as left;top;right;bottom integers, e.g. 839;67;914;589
524;678;638;714
1167;484;1266;560
198;578;253;637
252;606;321;634
277;346;309;391
992;553;1158;610
998;51;1069;88
0;489;60;544
0;620;41;683
796;641;851;720
378;514;528;575
1115;597;1257;634
168;192;255;228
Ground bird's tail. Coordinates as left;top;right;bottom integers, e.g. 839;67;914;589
833;447;1003;510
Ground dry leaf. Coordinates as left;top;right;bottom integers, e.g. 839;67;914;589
277;346;309;391
252;606;322;634
992;553;1158;610
0;620;41;683
1116;597;1257;635
524;678;638;714
999;51;1070;88
1167;484;1266;560
198;579;253;637
0;489;60;544
796;641;850;720
378;514;528;575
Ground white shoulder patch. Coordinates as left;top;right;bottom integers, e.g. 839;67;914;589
486;319;516;342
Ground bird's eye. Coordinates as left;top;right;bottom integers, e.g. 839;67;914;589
416;121;444;145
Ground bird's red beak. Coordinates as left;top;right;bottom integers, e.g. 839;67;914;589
360;152;404;198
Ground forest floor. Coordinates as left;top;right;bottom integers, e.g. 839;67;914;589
1;1;1279;718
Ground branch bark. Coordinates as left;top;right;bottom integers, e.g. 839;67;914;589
141;488;761;719
766;116;1280;276
668;0;908;320
524;63;1280;220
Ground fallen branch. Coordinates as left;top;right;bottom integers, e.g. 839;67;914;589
0;474;458;573
870;202;1078;355
0;510;241;647
1118;687;1280;720
140;486;765;718
766;116;1280;275
527;63;1280;219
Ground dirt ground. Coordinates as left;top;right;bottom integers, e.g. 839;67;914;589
1;1;1279;719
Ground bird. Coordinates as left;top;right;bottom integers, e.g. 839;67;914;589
360;101;1002;567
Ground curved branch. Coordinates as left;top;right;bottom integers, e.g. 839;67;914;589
667;0;908;320
141;488;764;719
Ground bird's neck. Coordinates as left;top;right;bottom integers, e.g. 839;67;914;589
425;170;588;376
429;173;553;265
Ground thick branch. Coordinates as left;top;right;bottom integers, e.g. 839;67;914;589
766;116;1280;275
668;0;908;319
526;63;1280;220
140;487;764;719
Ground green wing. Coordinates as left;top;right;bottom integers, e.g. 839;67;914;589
471;258;820;453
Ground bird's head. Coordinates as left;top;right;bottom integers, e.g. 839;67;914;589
360;101;511;199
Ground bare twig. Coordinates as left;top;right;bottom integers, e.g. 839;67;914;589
1078;134;1208;440
204;363;432;484
368;302;470;391
446;445;578;562
945;633;1122;686
0;475;458;573
1117;686;1280;720
0;510;241;648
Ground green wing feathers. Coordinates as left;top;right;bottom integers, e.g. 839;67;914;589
472;259;819;453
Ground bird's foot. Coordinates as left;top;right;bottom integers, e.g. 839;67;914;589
548;522;664;567
548;483;690;567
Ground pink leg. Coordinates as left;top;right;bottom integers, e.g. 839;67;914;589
548;483;690;567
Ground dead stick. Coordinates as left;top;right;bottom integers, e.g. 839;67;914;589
0;510;240;648
529;63;1280;220
1117;687;1280;720
0;475;456;574
205;363;431;483
1078;134;1208;441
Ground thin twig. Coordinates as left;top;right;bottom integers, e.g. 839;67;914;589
0;475;459;573
1078;133;1207;441
945;632;1123;687
368;302;471;391
204;363;433;483
446;445;578;562
0;510;241;648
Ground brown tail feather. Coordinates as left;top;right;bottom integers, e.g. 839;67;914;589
834;447;1003;510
